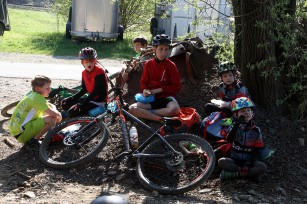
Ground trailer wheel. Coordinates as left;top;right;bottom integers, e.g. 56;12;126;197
0;23;4;36
68;6;72;22
66;22;71;39
150;17;158;35
117;25;124;41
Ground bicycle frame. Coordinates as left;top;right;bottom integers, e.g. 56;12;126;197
66;67;183;163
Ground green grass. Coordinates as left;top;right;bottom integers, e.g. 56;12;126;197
0;7;138;60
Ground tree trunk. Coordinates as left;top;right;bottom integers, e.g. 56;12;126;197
232;0;241;69
239;0;286;115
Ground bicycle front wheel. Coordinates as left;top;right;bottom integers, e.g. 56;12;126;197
39;117;110;169
137;133;215;195
1;101;19;117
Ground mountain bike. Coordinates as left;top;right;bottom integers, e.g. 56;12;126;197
39;75;216;195
1;71;118;118
0;85;80;118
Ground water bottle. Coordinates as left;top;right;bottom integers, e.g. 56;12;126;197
187;143;200;153
129;126;139;149
88;106;106;117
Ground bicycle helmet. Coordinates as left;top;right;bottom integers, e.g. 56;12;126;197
218;61;237;76
231;97;255;112
152;34;172;46
79;47;97;60
90;195;129;204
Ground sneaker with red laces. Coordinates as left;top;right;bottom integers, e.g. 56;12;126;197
220;170;239;181
239;166;249;177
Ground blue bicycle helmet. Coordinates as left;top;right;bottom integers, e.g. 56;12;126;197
79;47;97;60
90;195;129;204
152;34;172;46
231;97;255;112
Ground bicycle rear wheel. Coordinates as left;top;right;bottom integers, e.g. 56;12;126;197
137;133;215;195
1;101;19;117
39;117;110;169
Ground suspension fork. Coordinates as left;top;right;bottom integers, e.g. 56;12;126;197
70;114;105;142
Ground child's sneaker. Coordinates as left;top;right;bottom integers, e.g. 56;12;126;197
219;170;239;181
25;138;41;151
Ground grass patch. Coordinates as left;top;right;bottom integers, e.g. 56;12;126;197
0;7;137;60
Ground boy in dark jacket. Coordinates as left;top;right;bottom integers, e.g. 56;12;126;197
205;61;250;117
218;97;267;181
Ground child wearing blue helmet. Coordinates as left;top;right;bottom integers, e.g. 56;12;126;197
218;97;267;181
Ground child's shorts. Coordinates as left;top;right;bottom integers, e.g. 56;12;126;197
17;118;45;143
150;96;177;110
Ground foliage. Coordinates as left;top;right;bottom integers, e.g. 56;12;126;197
49;0;71;31
49;0;155;33
203;33;234;63
1;8;135;59
233;0;306;118
119;0;155;32
259;0;306;119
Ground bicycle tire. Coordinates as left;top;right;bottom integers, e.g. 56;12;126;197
1;101;20;117
137;133;215;195
39;116;110;169
48;88;80;111
107;71;120;101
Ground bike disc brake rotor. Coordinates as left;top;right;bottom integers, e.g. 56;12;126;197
164;152;185;171
63;135;75;146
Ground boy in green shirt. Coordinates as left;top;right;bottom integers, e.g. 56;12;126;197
9;75;62;145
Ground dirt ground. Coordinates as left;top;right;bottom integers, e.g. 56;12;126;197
0;65;306;203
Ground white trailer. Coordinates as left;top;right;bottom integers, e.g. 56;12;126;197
66;0;123;41
150;0;232;40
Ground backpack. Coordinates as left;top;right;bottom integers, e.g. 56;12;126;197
161;107;201;135
200;111;229;140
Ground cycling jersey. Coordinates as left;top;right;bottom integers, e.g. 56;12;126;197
219;80;250;102
9;91;49;136
141;58;181;98
229;124;264;162
73;64;108;104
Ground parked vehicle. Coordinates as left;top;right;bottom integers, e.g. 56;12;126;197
0;0;11;36
150;0;232;40
66;0;124;41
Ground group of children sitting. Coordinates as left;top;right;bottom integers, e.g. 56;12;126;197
8;34;267;182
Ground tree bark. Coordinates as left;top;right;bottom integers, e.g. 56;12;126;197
232;0;241;70
239;0;286;115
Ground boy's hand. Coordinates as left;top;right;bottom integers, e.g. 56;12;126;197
211;99;223;106
211;99;230;108
143;89;151;97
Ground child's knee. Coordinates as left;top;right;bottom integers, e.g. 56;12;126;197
168;106;180;115
45;117;57;127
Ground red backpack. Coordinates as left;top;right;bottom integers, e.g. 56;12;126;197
160;107;201;135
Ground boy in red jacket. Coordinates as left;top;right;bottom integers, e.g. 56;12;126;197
129;34;181;121
61;47;108;117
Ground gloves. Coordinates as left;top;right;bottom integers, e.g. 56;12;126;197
61;96;74;106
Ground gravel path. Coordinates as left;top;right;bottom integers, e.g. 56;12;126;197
0;52;124;66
